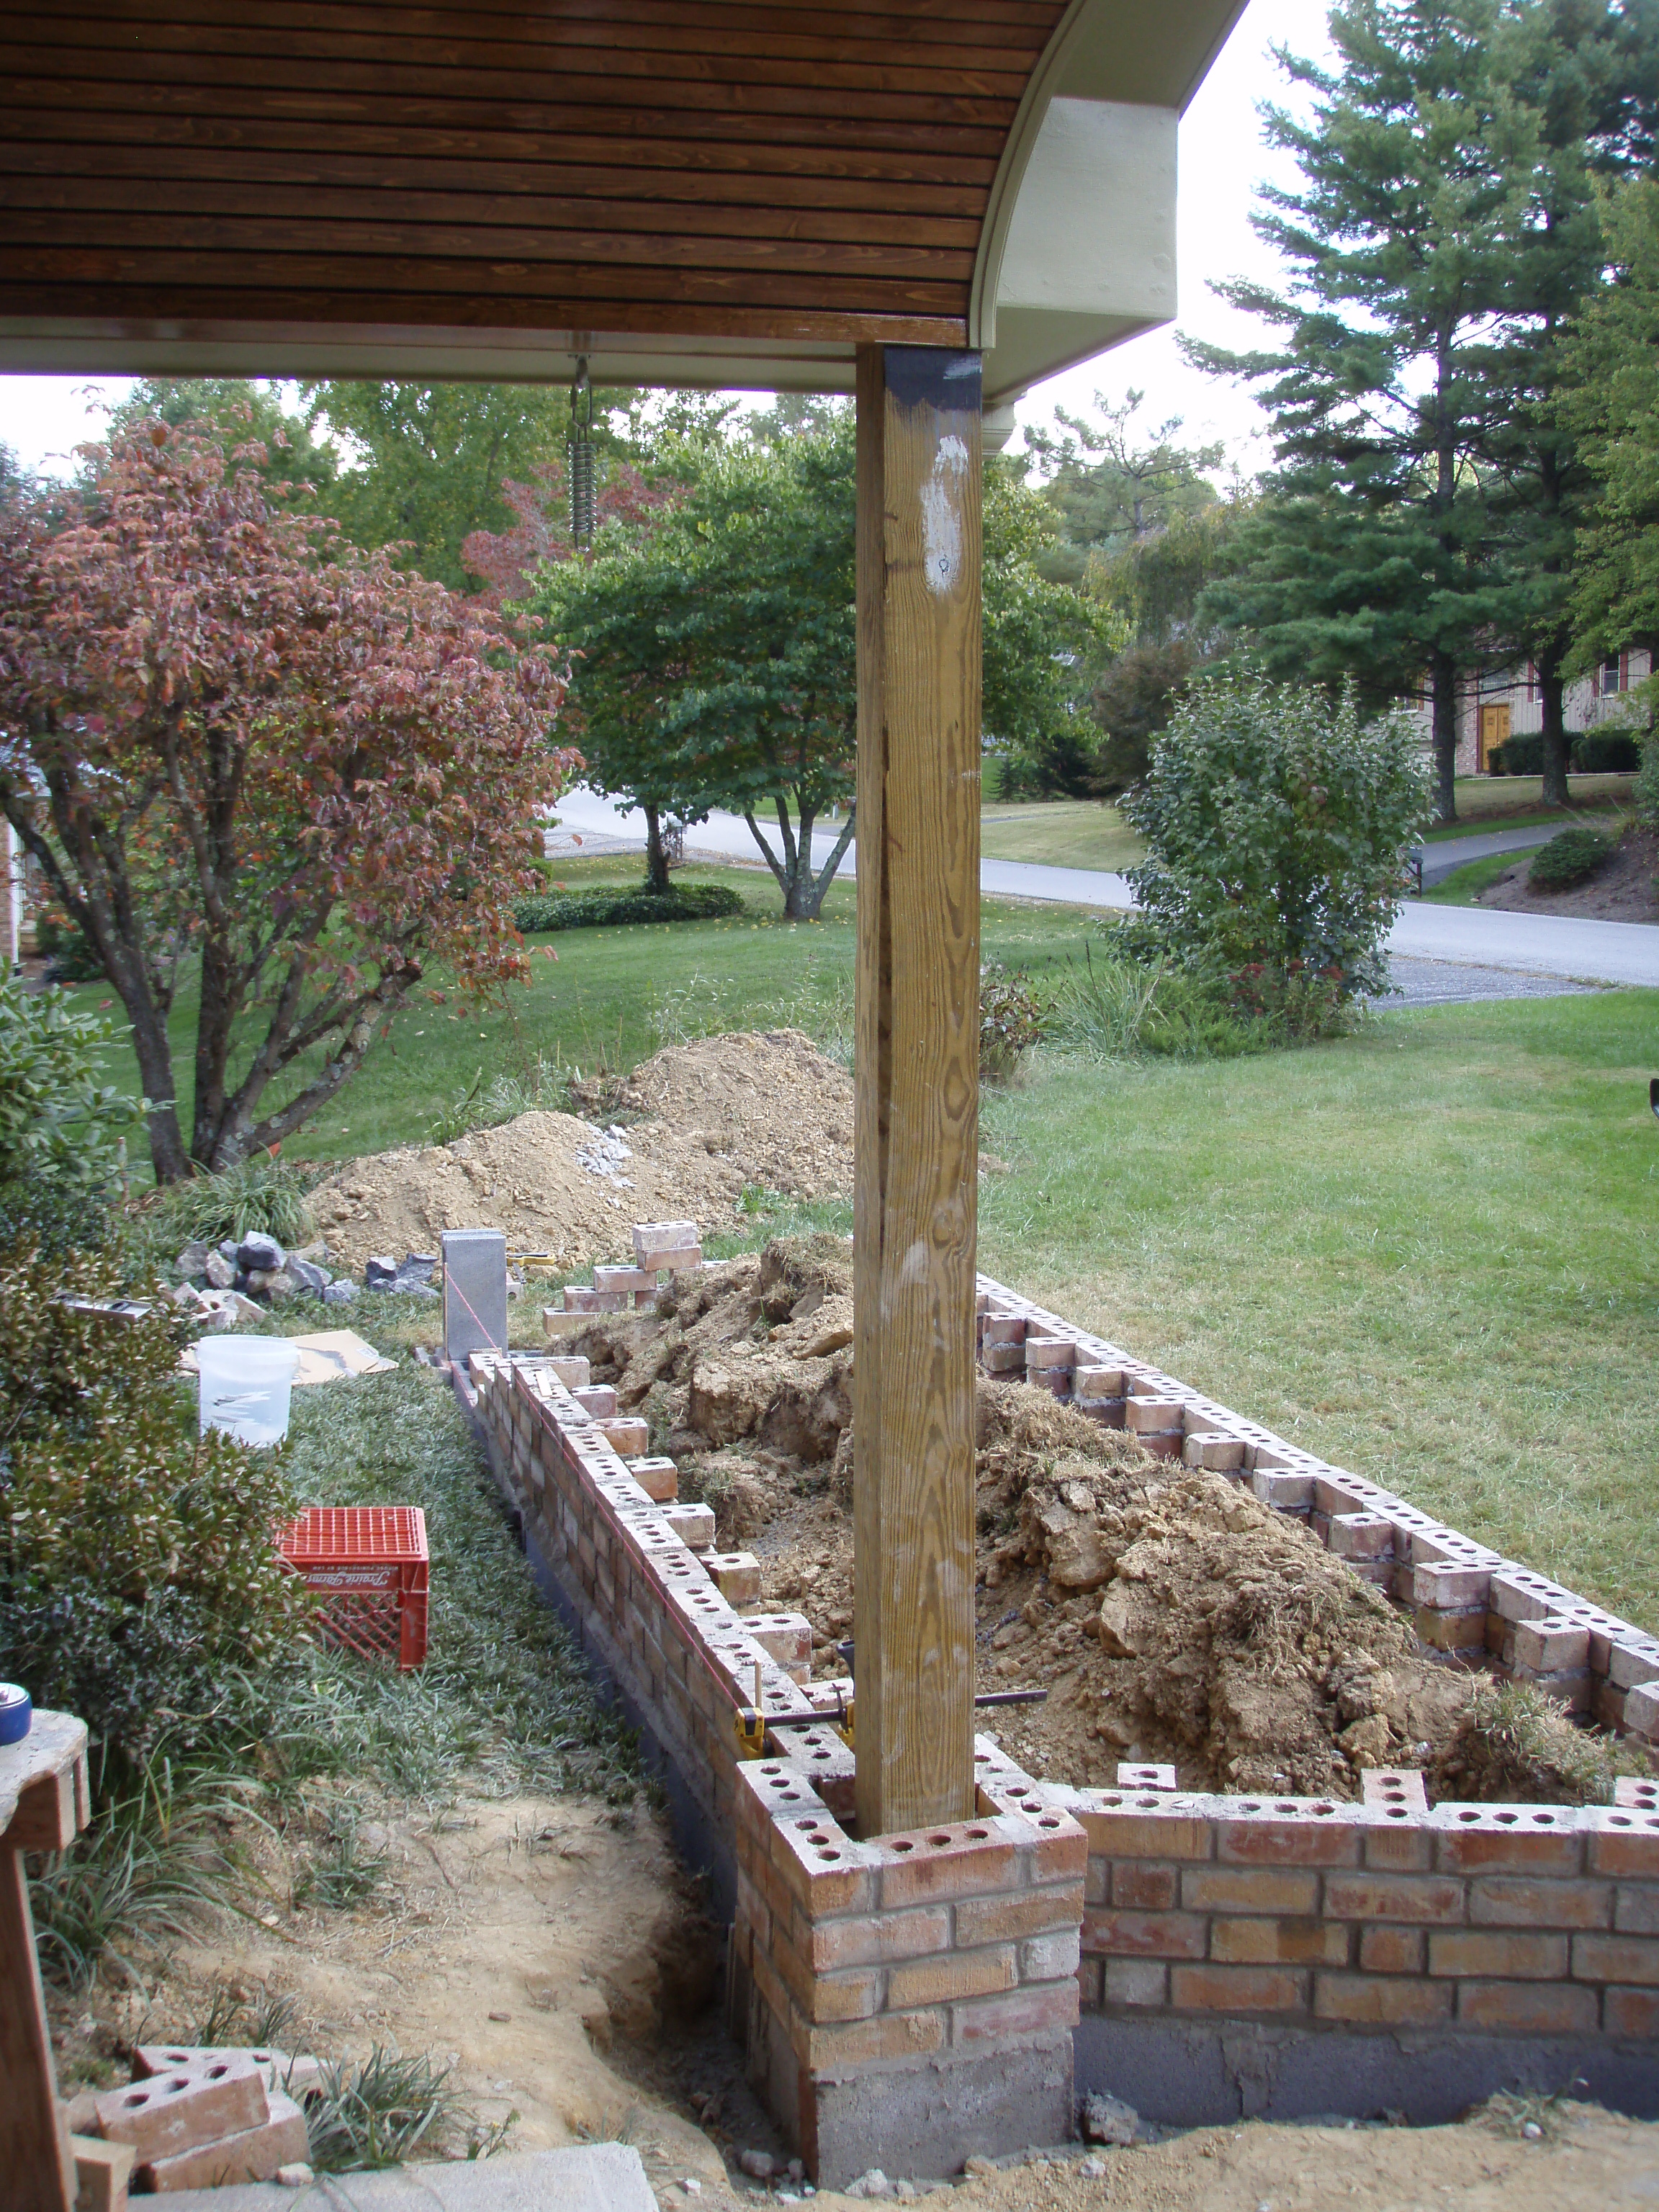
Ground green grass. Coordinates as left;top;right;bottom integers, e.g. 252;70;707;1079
978;797;1143;871
1429;773;1636;832
1423;853;1523;905
64;860;1104;1169
979;992;1659;1630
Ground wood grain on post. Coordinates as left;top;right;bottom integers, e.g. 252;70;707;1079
853;341;981;1839
0;1712;89;2212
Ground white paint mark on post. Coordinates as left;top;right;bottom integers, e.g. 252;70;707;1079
920;434;970;598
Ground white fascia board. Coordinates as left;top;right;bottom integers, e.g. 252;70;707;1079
981;97;1177;405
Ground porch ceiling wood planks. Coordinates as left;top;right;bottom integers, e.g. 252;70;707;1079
0;0;1246;401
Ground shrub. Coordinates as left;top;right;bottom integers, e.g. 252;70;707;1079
1489;732;1545;775
1123;665;1432;997
0;1247;312;1757
1053;938;1349;1061
1527;826;1616;889
513;881;745;933
145;1151;318;1255
1636;732;1659;834
979;965;1048;1078
1571;730;1643;773
0;981;134;1256
33;907;104;983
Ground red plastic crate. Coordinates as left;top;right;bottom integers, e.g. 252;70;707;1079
278;1506;429;1671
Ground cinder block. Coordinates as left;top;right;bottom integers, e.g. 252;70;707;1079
96;2056;269;2160
628;1455;679;1503
136;2091;308;2193
72;2136;135;2212
441;1228;508;1362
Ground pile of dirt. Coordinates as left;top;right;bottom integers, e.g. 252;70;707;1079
1474;824;1659;919
307;1030;853;1274
569;1237;1614;1804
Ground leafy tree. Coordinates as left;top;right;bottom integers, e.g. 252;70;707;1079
1124;664;1433;995
460;455;678;609
0;982;135;1255
540;425;1105;902
304;381;622;591
1025;391;1223;586
0;418;573;1181
107;379;337;498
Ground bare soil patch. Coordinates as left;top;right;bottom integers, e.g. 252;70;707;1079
573;1239;1621;1804
1475;824;1659;919
308;1030;853;1274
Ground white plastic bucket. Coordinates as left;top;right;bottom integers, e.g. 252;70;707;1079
197;1336;300;1447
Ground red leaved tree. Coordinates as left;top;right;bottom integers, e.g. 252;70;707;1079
0;419;576;1181
459;457;675;607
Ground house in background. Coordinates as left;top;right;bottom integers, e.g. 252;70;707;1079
1455;648;1653;773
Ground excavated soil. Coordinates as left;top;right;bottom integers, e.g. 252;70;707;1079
572;1238;1624;1804
307;1030;852;1274
1473;824;1659;919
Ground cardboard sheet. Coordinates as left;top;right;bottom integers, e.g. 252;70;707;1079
180;1328;395;1382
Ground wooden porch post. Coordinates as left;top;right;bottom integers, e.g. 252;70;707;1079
853;344;983;1839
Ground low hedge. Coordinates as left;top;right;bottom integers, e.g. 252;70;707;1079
512;881;747;932
1488;730;1642;776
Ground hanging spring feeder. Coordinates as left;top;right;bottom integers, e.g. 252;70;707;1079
568;354;596;552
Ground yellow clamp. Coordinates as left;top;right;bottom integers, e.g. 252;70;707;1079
734;1705;767;1761
835;1697;855;1754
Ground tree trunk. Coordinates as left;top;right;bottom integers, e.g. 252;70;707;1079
642;803;671;893
1538;644;1570;807
1431;648;1460;824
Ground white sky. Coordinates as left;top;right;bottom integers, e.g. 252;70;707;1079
0;0;1336;485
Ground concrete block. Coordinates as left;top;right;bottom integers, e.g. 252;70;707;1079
632;1220;699;1266
96;2055;269;2160
441;1228;508;1362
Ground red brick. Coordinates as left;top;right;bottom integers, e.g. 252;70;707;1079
1456;1980;1598;2033
1605;1986;1659;2036
1615;1886;1659;1936
1210;1917;1351;1967
1216;1815;1363;1869
1359;1927;1425;1974
950;1979;1078;2046
876;1823;1020;1908
804;1905;949;1973
1076;1806;1215;1861
1025;1809;1089;1882
1571;1933;1659;1986
1112;1862;1181;1910
1022;1929;1083;1982
1313;1974;1452;2026
1588;1820;1659;1878
886;1946;1017;2009
1169;1964;1310;2014
1324;1874;1465;1925
1434;1820;1583;1875
1414;1605;1488;1652
802;2008;946;2071
1469;1876;1611;1930
1105;1959;1167;2007
1428;1930;1568;1979
1181;1867;1319;1915
772;1932;881;2023
955;1881;1083;1948
1364;1822;1435;1871
1082;1908;1207;1960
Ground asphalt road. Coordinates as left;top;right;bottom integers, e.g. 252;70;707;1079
549;789;1659;991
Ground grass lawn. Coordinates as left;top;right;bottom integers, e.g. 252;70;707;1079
979;991;1659;1629
63;857;1103;1166
1423;853;1521;905
1426;773;1636;835
978;797;1143;871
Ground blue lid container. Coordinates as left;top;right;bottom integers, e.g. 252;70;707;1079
0;1683;32;1745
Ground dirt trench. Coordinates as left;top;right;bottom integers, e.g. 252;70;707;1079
572;1238;1624;1804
